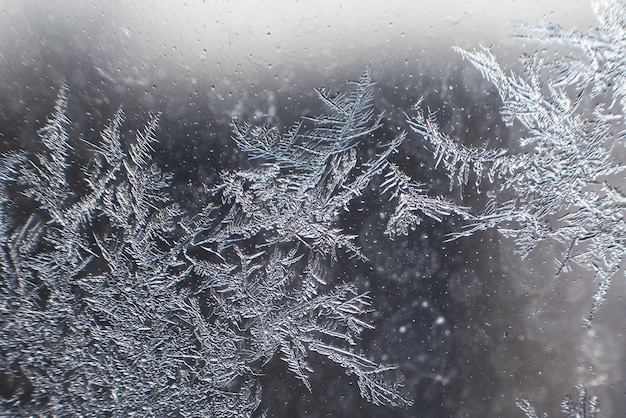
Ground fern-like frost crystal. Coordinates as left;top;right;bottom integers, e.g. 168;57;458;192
1;68;461;414
409;1;626;324
516;386;600;418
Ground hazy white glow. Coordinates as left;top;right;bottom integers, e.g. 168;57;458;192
0;0;594;81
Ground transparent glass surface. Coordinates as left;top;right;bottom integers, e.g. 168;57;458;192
1;1;624;417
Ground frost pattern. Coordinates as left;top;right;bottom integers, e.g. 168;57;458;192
3;2;623;415
516;386;600;418
409;0;626;324
0;67;475;414
515;0;626;112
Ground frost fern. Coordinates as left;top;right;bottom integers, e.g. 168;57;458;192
0;68;471;414
409;0;626;324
